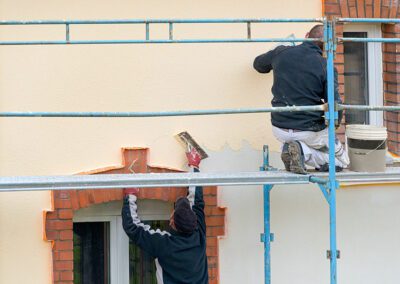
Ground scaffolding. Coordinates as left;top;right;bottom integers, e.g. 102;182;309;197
1;17;400;284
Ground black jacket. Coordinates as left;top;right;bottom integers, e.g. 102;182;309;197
253;42;341;131
122;184;208;284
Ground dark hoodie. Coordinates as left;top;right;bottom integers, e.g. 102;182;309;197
254;41;341;131
121;183;208;284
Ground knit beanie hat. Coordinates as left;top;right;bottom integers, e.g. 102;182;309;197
173;197;197;234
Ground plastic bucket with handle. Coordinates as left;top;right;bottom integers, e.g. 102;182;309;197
346;124;387;172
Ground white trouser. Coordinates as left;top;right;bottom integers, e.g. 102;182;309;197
272;126;350;169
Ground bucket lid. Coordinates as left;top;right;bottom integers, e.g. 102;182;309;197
345;124;387;140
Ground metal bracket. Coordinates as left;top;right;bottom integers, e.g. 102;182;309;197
327;250;341;259
260;233;274;243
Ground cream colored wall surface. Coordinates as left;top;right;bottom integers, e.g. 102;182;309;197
0;0;321;283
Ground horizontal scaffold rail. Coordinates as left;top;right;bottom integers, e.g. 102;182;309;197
1;169;400;192
0;17;323;46
337;17;400;23
2;104;400;118
0;105;326;117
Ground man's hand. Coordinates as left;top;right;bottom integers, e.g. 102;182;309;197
123;188;140;196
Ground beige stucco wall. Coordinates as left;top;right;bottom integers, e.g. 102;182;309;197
0;1;324;283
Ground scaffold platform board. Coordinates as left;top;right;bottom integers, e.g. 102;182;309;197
1;167;399;192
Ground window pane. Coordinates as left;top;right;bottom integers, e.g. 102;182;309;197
129;220;169;284
73;222;110;284
344;31;369;124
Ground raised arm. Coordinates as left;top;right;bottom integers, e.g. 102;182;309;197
253;45;289;73
121;194;170;258
187;168;206;234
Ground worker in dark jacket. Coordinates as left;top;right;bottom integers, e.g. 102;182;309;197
121;147;208;284
253;24;349;173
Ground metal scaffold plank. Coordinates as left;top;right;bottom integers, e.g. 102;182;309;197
1;168;400;192
0;171;310;192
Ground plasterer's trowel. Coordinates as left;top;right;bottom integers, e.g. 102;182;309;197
175;131;208;160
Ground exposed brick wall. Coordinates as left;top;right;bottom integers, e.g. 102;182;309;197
44;147;226;284
324;0;400;154
383;24;400;153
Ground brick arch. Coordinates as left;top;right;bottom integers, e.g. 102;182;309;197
44;147;226;284
324;0;400;154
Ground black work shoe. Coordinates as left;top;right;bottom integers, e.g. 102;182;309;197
287;141;307;174
316;163;343;172
281;143;291;171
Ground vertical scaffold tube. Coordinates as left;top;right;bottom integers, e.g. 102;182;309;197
262;146;273;284
264;184;271;284
325;20;338;284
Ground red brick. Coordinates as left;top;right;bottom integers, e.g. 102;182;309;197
384;93;400;103
205;206;225;216
207;237;218;247
54;199;72;209
60;230;73;240
374;0;382;17
349;6;357;17
206;216;225;226
383;52;396;62
389;3;398;18
203;186;217;195
336;44;344;53
381;6;390;18
385;111;400;122
388;131;400;143
206;246;218;256
54;241;73;251
58;209;73;220
338;73;345;84
366;5;373;17
54;260;73;271
207;255;218;266
69;190;80;210
46;212;58;220
60;271;73;281
325;3;341;14
78;191;91;208
46;220;73;230
386;121;400;132
59;251;74;261
53;271;60;281
55;191;70;199
204;196;217;206
46;230;59;240
383;72;400;83
339;84;345;94
208;267;218;278
357;0;365;17
388;140;400;154
335;53;344;63
336;64;344;74
383;43;397;53
206;227;225;237
386;83;400;93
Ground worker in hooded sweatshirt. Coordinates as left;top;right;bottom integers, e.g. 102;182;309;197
253;24;349;174
121;146;208;284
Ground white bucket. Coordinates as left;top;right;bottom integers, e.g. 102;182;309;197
346;124;387;172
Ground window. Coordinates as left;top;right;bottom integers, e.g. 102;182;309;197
343;24;383;126
73;200;172;284
73;222;110;284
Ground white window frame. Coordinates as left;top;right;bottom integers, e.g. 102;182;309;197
73;200;172;284
343;24;383;126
